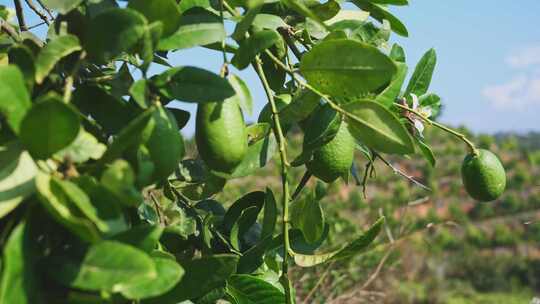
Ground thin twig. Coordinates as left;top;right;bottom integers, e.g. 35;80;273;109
360;246;394;290
35;0;53;19
13;0;28;31
63;51;86;103
25;0;50;25
374;152;431;192
278;27;303;61
28;21;46;30
302;261;335;304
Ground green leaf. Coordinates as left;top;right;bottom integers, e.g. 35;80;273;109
47;241;157;292
389;43;406;62
41;0;83;14
293;217;384;267
146;254;239;303
20;95;80;159
120;257;184;300
99;107;154;164
375;62;407;108
222;191;265;232
281;0;329;31
130;79;151;109
128;0;182;37
300;39;396;99
54;129;106;163
351;0;408;37
343;100;414;154
419;92;441;118
230;206;260;250
230;133;277;178
8;45;35;91
0;142;37;218
0;221;42;303
237;235;273;274
290;193;325;244
252;14;287;30
152;66;235;103
279;89;321;126
0;65;32;134
369;0;408;5
405;48;437;97
35;172;100;242
101;160;143;207
227;275;285;304
158;7;225;51
168;107;191;129
85;8;147;63
417;138;436;167
232;7;262;41
231;30;282;70
35;34;81;84
311;0;341;21
228;74;253;115
261;188;277;239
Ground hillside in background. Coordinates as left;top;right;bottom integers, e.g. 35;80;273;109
186;125;540;303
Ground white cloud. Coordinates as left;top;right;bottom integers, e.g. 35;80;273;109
506;45;540;68
482;74;540;109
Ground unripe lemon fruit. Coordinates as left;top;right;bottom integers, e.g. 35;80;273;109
307;122;356;183
461;149;506;202
196;99;247;174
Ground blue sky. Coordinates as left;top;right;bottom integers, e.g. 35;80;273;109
4;0;540;135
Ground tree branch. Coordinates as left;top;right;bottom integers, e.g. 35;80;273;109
24;0;50;25
13;0;28;31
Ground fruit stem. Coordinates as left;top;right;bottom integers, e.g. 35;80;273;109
394;103;478;155
253;56;294;304
218;0;228;77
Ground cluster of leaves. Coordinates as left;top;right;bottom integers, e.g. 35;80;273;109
0;0;446;302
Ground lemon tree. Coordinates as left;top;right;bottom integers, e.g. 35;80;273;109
0;0;505;303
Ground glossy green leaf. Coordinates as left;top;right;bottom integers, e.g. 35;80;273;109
73;84;139;134
417;138;436;167
85;8;147;63
168;107;191;129
35;34;81;84
300;39;396;99
228;74;253;115
279;89;321;126
0;142;36;218
237;235;273;274
101;160;143;207
375;62;407;108
8;45;35;91
405;48;437;97
343;100;414;154
146;254;239;303
252;14;287;30
54;129;106;163
128;0;182;36
291;193;325;244
99;107;154;164
311;0;341;21
293;217;384;267
35;172;100;242
152;66;235;103
351;0;408;37
0;221;42;303
232;7;262;41
227;275;285;304
0;65;32;134
389;43;406;62
281;0;329;31
41;0;83;14
230;206;260;250
261;188;277;239
222;191;265;232
231;30;282;70
48;241;157;292
230;134;277;178
120;257;184;300
158;7;225;51
130;79;151;109
419;92;441;118
20;95;80;159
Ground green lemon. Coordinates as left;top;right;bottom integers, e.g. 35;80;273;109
143;106;185;182
461;149;506;202
196;99;247;174
307;122;356;183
